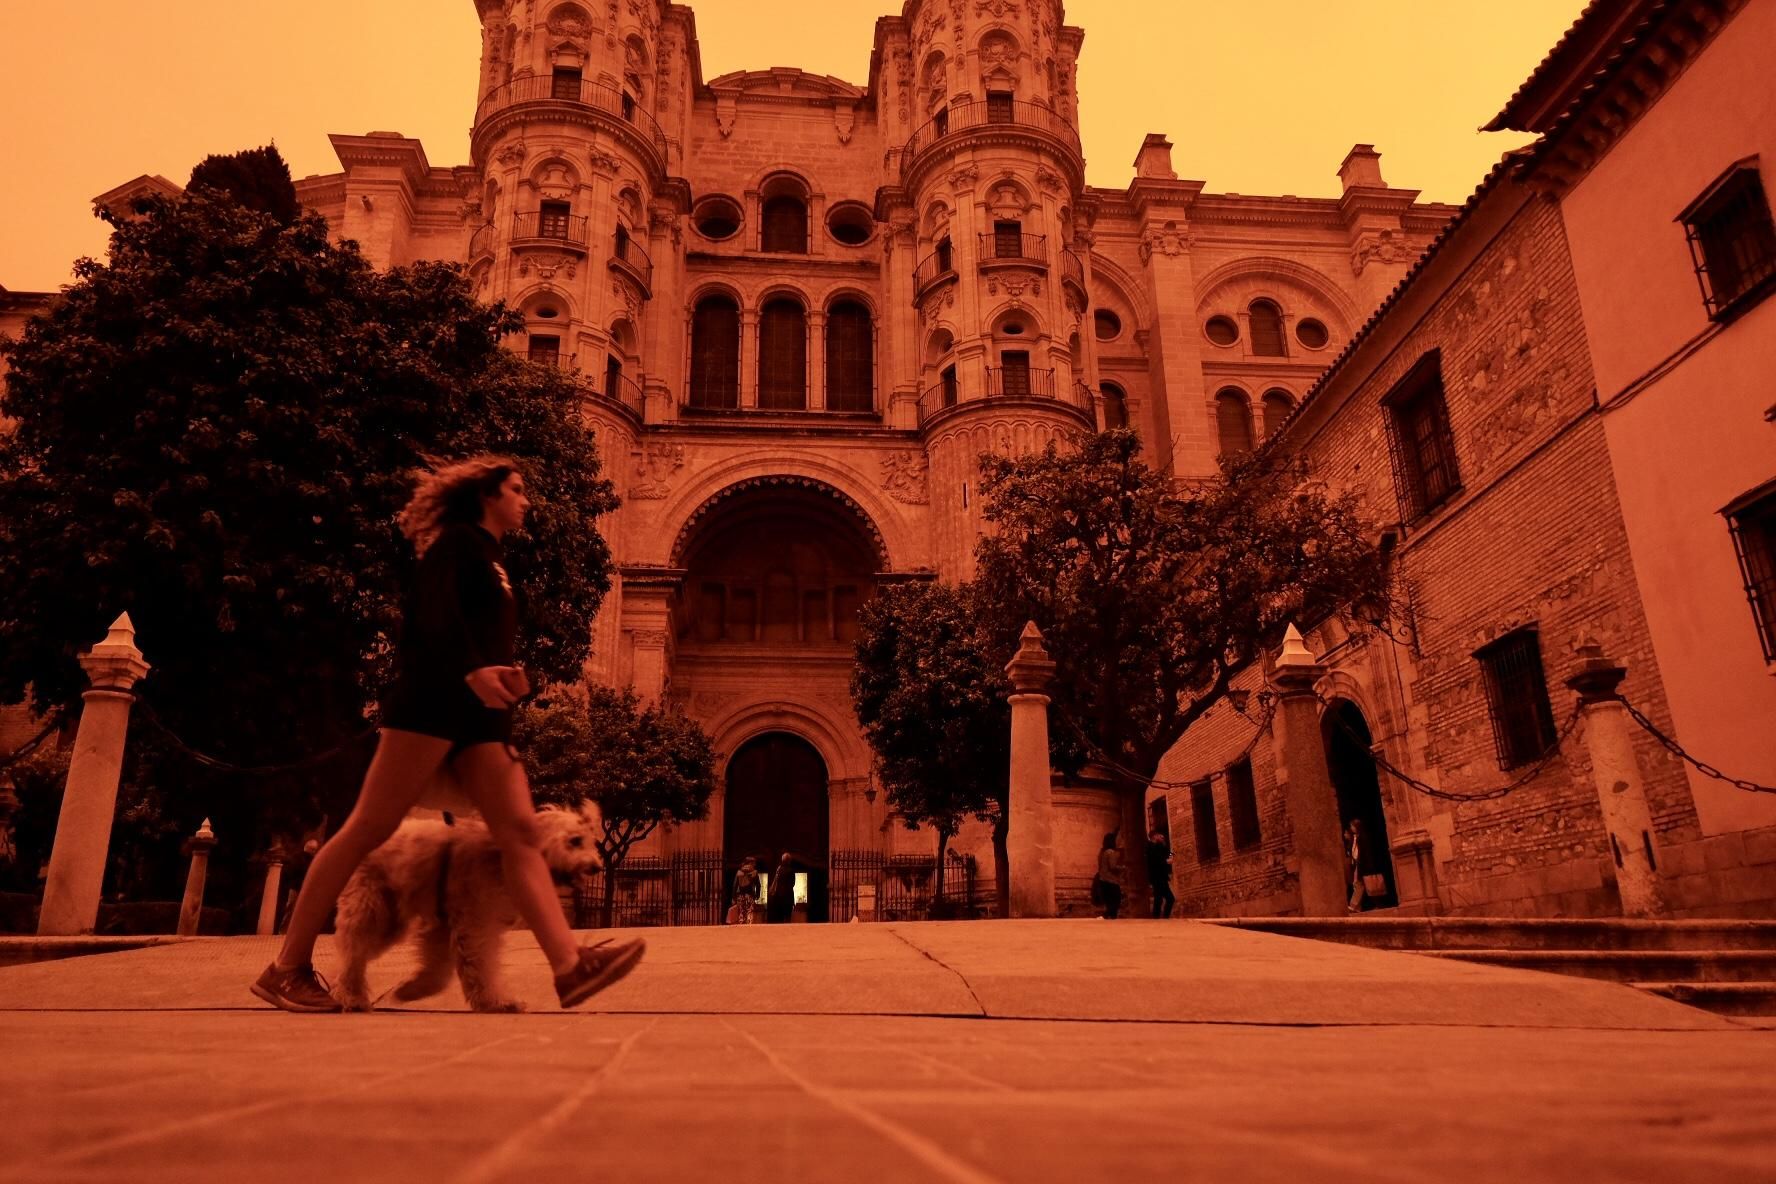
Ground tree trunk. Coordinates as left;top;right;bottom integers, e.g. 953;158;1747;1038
934;829;949;906
601;864;617;930
991;810;1011;918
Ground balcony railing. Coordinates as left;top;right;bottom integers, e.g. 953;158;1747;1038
608;233;653;296
900;98;1082;180
512;211;589;247
475;76;669;164
912;248;958;297
1061;247;1085;292
986;365;1057;399
588;370;645;419
469;221;498;261
976;231;1048;267
916;380;960;426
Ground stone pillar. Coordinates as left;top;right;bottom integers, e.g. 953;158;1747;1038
1004;621;1058;918
176;818;217;937
38;614;151;936
255;850;286;936
1566;637;1668;918
807;309;827;411
739;309;759;409
1267;623;1348;917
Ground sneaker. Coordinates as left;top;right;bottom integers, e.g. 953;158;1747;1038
251;961;343;1013
554;938;646;1009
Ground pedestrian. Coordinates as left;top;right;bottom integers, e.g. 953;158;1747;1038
1094;831;1124;920
730;855;761;924
766;851;796;924
250;455;644;1012
1346;818;1368;913
1146;830;1175;919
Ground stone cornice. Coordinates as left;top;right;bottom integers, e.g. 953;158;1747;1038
329;133;431;189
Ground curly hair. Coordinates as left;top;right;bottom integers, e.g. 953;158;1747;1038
397;454;523;555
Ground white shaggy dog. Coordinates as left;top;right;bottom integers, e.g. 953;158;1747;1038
332;803;604;1012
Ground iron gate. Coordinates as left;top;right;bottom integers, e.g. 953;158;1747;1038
829;849;974;922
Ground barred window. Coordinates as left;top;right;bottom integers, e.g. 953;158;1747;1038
1725;480;1776;661
758;298;807;409
1215;388;1254;457
1189;780;1220;862
1384;352;1460;522
1248;299;1287;357
1225;758;1261;851
1680;160;1776;322
1475;628;1559;769
688;295;739;408
825;300;874;412
527;334;560;367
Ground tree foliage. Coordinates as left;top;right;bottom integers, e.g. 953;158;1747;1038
0;146;619;886
973;429;1387;785
517;686;717;927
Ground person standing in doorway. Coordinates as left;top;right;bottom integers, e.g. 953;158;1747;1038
250;455;644;1012
1146;830;1176;919
730;855;761;924
766;851;797;924
1095;832;1125;920
1346;818;1369;913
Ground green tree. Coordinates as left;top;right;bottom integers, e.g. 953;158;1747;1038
517;686;718;928
974;429;1387;792
851;581;1011;914
0;146;619;896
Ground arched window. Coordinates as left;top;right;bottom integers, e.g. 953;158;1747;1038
761;196;808;253
1102;382;1129;431
825;300;874;413
689;294;740;409
1262;389;1296;437
1248;300;1287;357
758;298;808;409
1215;389;1255;456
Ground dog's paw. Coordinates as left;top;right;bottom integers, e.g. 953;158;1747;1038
337;994;375;1013
472;998;528;1014
389;979;446;1003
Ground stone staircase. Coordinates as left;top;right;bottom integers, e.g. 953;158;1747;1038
1205;917;1776;1017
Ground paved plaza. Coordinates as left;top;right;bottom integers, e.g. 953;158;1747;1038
1;920;1772;1183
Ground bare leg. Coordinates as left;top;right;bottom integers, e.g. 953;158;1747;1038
274;730;450;971
453;744;580;976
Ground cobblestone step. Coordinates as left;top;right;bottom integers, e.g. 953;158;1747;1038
1205;917;1776;952
1633;981;1776;1017
1421;948;1776;983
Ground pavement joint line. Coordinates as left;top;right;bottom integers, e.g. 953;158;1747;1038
725;1018;1008;1184
883;927;989;1017
11;1031;536;1172
447;1019;659;1184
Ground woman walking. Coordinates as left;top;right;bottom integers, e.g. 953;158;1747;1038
1095;832;1124;920
251;456;644;1012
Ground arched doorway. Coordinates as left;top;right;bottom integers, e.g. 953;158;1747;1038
1321;700;1397;910
724;732;831;922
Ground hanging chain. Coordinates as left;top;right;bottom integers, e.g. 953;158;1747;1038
1619;696;1776;795
1324;697;1584;804
134;701;378;777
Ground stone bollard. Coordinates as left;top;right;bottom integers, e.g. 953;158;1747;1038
1004;621;1058;919
38;614;151;936
1268;624;1350;917
255;848;286;936
1566;637;1668;918
177;819;217;936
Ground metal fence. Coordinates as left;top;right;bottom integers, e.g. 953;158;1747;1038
829;849;974;923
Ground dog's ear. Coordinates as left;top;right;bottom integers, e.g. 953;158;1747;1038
577;799;603;830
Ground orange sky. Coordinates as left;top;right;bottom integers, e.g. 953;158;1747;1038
0;1;1583;293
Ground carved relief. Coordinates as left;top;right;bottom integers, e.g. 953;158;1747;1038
975;0;1019;17
1035;164;1063;192
947;165;979;192
715;94;738;138
986;275;1041;300
586;150;621;177
834;103;856;144
516;253;577;280
1349;227;1409;276
495;140;529;168
880;451;931;504
630;441;685;499
1138;223;1188;263
546;3;595;38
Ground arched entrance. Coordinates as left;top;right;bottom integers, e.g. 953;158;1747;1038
724;732;831;922
1321;700;1397;910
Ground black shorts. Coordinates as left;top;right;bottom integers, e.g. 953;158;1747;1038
381;676;512;752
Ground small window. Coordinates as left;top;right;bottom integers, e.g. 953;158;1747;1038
693;195;742;241
1475;628;1559;769
986;91;1015;124
551;67;582;101
621;91;637;120
1384;352;1461;521
1205;316;1240;347
1296;318;1330;349
932;108;949;137
1101;382;1129;431
762;195;809;253
827;203;875;246
604;354;623;397
527;334;561;367
1680;161;1776;322
936;235;953;272
538;200;572;239
993;220;1023;259
1215;389;1254;456
1248;300;1287;356
1725;480;1776;661
1093;309;1122;341
1225;758;1260;851
1261;389;1295;437
1189;780;1220;862
614;223;631;260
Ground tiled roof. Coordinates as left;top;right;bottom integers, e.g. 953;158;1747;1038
1483;0;1614;132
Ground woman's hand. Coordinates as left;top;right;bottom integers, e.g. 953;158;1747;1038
465;666;520;708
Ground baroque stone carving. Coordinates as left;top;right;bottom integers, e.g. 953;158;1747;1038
1138;224;1187;263
516;253;577;280
1349;227;1409;276
947;165;978;192
715;94;738;138
987;275;1040;299
587;150;621;177
547;4;595;38
975;0;1019;17
834;103;856;144
880;451;930;504
630;441;685;499
1035;164;1063;192
630;628;669;648
495;140;528;168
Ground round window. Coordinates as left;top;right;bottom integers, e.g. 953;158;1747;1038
1002;322;1025;336
1205;316;1239;347
1094;309;1122;341
1296;318;1330;350
826;203;876;246
692;195;742;241
535;306;559;319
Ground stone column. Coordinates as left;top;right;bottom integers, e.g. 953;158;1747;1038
1267;623;1348;917
1004;621;1058;918
176;818;217;937
255;850;286;936
38;614;151;936
739;309;759;409
1566;637;1668;917
807;309;827;411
